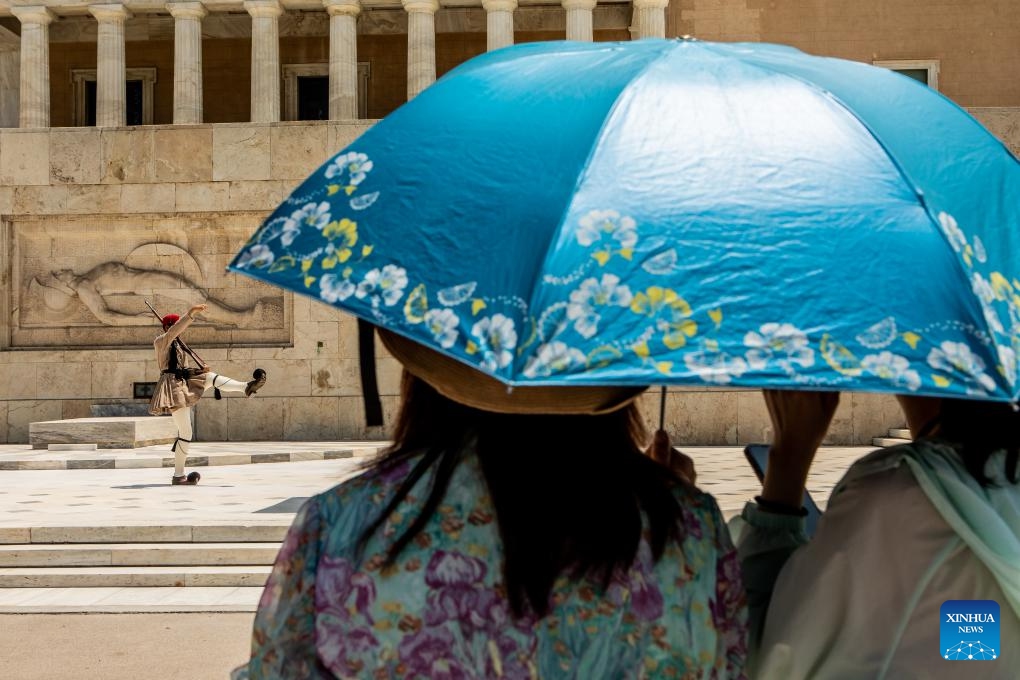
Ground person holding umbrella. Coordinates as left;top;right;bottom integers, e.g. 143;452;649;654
149;303;268;485
233;329;748;679
733;390;1020;679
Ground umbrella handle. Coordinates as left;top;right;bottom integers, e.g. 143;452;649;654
658;386;667;432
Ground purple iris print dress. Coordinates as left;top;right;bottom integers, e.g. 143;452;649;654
234;452;748;679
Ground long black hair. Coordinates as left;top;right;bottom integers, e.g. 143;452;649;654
920;398;1020;485
358;372;686;617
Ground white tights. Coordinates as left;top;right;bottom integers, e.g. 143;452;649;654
170;372;248;476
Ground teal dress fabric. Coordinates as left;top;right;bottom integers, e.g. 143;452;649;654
233;452;748;679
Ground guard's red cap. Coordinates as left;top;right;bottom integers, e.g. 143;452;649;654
161;314;180;330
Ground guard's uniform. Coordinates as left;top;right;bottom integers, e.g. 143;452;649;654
149;310;263;484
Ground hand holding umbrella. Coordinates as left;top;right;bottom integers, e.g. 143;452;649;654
760;390;840;510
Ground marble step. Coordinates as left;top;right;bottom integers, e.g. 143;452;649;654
0;565;272;588
888;428;912;440
0;543;281;568
1;524;290;545
873;437;912;448
0;586;263;613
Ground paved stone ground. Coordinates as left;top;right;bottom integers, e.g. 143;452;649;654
0;445;866;528
0;441;386;470
0;444;873;616
0;613;254;680
0;457;367;531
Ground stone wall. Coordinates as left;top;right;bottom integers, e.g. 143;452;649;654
668;0;1020;108
0;121;408;444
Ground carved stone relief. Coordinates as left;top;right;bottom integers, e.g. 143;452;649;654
6;214;291;349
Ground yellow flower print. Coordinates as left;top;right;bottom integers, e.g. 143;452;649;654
323;218;358;247
630;286;698;349
990;272;1013;300
820;334;862;376
301;259;316;288
318;219;359;267
403;284;428;324
267;254;296;273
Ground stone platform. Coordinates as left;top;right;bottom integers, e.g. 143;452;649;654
0;441;385;470
29;417;179;449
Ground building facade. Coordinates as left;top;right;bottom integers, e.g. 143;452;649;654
0;0;1018;444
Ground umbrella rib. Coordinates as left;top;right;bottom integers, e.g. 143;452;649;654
516;43;678;381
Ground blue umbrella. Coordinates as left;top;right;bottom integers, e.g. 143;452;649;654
230;39;1020;401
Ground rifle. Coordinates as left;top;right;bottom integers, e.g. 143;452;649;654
145;300;207;369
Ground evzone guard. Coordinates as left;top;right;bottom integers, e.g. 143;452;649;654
148;302;267;485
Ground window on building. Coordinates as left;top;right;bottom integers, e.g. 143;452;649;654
873;59;940;91
72;68;157;126
297;75;329;121
82;79;145;126
283;63;371;121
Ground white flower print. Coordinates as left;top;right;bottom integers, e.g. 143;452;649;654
972;272;995;304
683;349;749;385
927;341;996;393
861;351;921;392
282;202;331;246
998;345;1017;385
424;308;459;349
982;301;1006;335
743;323;814;372
236;244;275;269
938;212;967;254
319;273;355;303
356;265;408;308
566;274;633;339
575;210;638;250
471;314;518;372
325;152;374;187
523;342;587;379
972;273;1006;334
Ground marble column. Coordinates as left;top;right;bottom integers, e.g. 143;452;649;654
563;0;596;42
0;31;19;128
402;0;439;100
324;0;360;120
167;2;207;124
244;0;283;123
10;6;54;129
633;0;667;39
482;0;516;52
90;4;132;128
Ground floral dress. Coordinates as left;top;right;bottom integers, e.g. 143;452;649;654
234;452;748;679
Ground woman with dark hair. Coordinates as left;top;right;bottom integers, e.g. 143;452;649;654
234;329;748;679
734;390;1020;679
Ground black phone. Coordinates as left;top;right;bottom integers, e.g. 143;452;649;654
743;444;822;537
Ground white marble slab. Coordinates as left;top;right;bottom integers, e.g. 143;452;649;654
30;417;177;449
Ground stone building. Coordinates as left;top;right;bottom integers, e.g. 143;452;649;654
0;0;1018;444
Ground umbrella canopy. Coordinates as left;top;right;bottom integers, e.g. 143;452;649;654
230;39;1020;401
